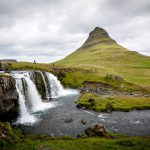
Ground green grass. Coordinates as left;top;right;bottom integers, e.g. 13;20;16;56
7;62;53;72
0;73;11;78
17;136;150;150
61;70;150;94
61;70;102;88
56;40;150;88
1;122;150;150
77;93;150;112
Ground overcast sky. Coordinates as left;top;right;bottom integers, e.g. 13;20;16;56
0;0;150;63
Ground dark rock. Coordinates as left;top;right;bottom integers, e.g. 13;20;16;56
85;124;107;137
0;63;11;72
89;27;110;38
76;133;84;138
76;103;84;109
105;75;123;81
64;117;73;123
0;121;12;139
82;81;113;95
76;103;87;110
32;71;47;98
88;98;95;106
0;76;19;122
105;101;114;113
81;119;87;125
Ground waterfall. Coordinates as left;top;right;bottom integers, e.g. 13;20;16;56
11;70;78;124
46;72;64;98
46;72;78;98
15;76;37;124
23;72;54;112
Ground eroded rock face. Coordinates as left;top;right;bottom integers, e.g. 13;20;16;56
0;76;19;121
83;81;112;94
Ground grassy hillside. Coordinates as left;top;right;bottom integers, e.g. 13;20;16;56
56;27;150;88
5;27;150;90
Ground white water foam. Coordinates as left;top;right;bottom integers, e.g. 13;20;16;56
15;77;37;125
24;72;56;112
46;72;78;98
98;113;106;118
130;120;142;124
84;110;95;115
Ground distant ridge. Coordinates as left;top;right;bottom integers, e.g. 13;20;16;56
0;59;17;63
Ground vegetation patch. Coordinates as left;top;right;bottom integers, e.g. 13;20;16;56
6;62;53;72
77;93;150;112
0;74;10;78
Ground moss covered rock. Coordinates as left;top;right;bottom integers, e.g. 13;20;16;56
85;124;107;137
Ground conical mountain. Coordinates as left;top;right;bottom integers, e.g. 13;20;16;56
57;27;150;87
58;27;149;65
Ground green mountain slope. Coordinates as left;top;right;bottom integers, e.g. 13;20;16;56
56;27;150;88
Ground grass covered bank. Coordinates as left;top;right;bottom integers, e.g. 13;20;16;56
0;122;150;150
77;93;150;112
0;74;10;77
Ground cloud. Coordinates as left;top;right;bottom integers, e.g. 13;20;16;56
0;0;150;63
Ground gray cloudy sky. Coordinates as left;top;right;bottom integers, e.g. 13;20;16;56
0;0;150;63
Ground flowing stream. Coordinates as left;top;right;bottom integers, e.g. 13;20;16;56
11;71;150;136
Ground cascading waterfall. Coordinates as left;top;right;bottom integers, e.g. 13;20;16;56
46;72;64;98
11;70;78;124
46;72;78;98
15;75;37;124
23;72;55;112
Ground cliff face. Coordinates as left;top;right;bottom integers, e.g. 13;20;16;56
0;76;19;121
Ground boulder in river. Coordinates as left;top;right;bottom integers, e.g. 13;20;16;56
64;117;73;123
85;124;107;137
81;119;87;125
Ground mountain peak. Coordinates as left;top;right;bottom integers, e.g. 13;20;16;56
82;27;116;48
89;27;110;38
